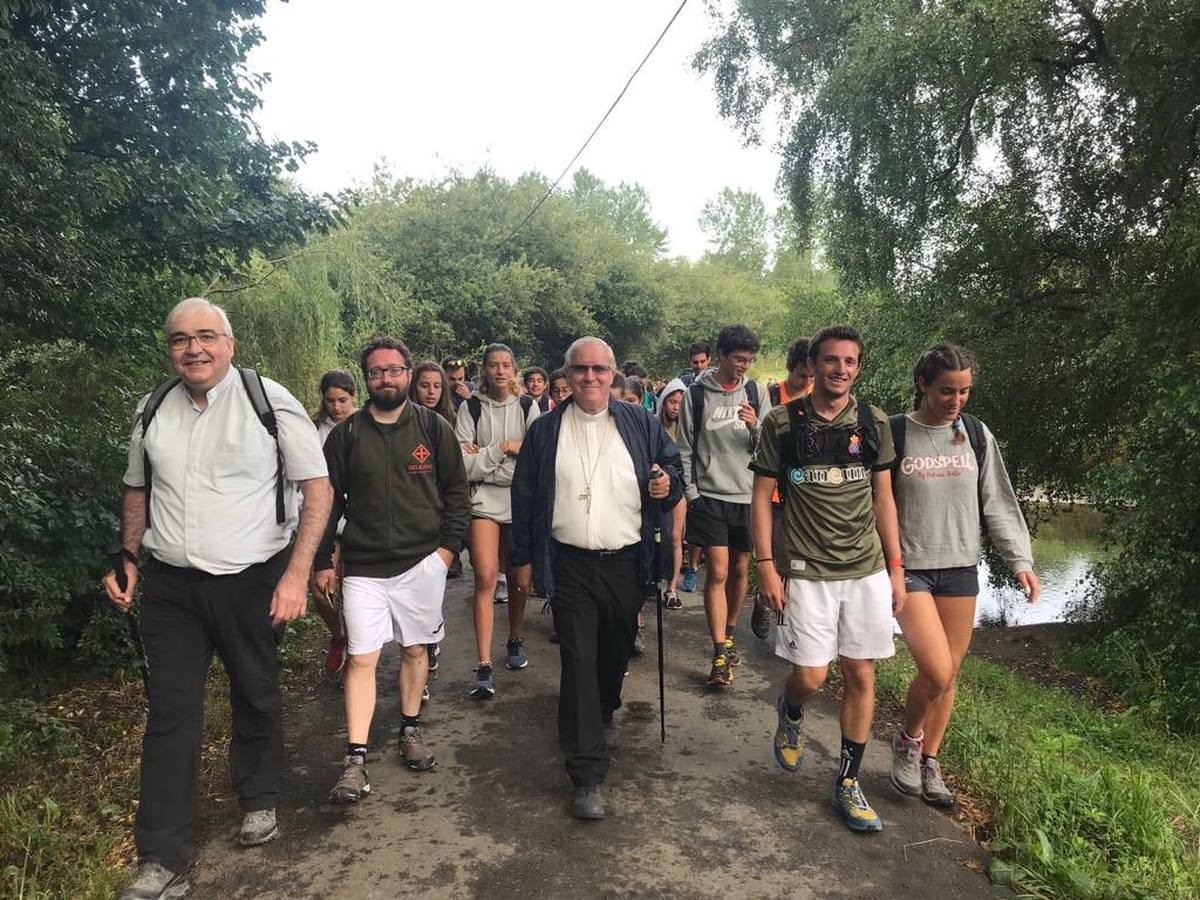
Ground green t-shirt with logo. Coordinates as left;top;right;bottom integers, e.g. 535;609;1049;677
749;395;895;580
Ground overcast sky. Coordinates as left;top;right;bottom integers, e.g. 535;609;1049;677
248;0;785;259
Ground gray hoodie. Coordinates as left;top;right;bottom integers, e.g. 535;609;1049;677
454;393;539;523
893;414;1034;574
677;369;773;504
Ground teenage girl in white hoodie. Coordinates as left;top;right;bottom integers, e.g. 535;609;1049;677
455;343;539;696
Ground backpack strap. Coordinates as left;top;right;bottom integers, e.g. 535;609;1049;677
768;382;781;407
414;404;441;480
745;379;760;412
519;394;534;418
959;412;989;534
467;395;482;436
140;376;183;529
855;400;881;468
237;367;285;524
688;382;705;485
778;397;808;489
888;413;908;467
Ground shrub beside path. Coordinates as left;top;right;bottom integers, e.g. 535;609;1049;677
191;571;1005;899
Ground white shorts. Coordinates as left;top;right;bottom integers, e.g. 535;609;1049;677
342;551;449;654
774;569;895;667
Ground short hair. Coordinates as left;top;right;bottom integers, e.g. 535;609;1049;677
165;297;233;337
687;340;710;359
716;324;760;356
611;371;626;390
623;361;648;379
522;366;548;384
359;335;412;376
547;367;568;385
785;337;811;372
318;368;356;397
624;375;645;400
441;354;467;374
563;336;617;370
808;324;864;364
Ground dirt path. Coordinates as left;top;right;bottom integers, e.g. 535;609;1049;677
191;569;1005;899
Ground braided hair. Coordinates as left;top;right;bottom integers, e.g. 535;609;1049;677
912;344;975;443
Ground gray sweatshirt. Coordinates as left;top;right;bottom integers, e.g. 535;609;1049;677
677;369;773;504
454;393;539;523
893;414;1034;574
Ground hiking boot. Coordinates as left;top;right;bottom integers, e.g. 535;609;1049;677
921;757;955;808
505;637;528;670
773;694;804;772
329;754;370;804
632;627;646;656
572;785;605;820
426;642;440;672
664;590;682;610
890;732;923;797
494;575;509;604
832;778;883;833
469;664;495;698
324;636;348;674
750;593;770;640
400;727;436;771
680;567;698;593
118;862;190;900
238;808;278;846
723;635;741;668
708;652;732;687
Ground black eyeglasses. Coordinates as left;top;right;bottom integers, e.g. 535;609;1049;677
366;365;411;381
569;364;612;376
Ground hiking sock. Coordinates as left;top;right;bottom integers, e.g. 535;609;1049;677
725;625;736;638
400;714;420;732
921;753;937;764
713;643;725;656
837;737;866;783
347;743;368;760
785;702;805;722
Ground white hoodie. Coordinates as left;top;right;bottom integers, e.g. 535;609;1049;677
454;392;539;523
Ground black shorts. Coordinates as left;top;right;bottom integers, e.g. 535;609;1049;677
904;566;979;597
686;495;752;553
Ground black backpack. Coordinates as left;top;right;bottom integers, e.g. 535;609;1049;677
688;380;761;484
888;411;989;530
140;367;284;529
777;397;881;494
466;394;534;436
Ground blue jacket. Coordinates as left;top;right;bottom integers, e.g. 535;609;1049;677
510;398;684;596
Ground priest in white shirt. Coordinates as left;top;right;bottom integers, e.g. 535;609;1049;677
511;336;683;820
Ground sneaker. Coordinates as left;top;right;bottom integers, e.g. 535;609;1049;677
708;652;732;687
773;694;804;772
921;757;955;808
723;635;741;668
329;754;371;804
890;732;923;797
400;726;436;771
572;785;605;820
832;778;883;833
494;575;509;604
665;591;682;610
632;627;646;656
427;643;440;672
118;862;190;900
324;636;348;674
238;808;278;846
680;567;698;593
470;664;495;698
750;593;771;640
505;637;528;670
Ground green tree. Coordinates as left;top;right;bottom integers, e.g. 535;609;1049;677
699;187;770;273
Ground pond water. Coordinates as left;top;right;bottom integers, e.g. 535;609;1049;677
973;504;1102;627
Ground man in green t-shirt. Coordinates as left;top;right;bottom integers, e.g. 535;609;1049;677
749;324;907;833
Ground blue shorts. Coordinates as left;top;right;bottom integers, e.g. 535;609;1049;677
904;566;979;597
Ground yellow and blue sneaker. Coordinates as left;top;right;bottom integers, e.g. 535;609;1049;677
723;634;741;668
832;778;883;833
708;652;732;686
773;695;804;772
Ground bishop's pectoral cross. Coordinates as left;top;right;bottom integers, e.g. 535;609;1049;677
578;486;592;514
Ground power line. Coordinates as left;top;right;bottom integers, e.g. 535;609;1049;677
497;0;690;249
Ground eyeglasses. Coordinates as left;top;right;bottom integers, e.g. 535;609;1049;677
366;365;411;381
569;364;612;377
168;331;229;351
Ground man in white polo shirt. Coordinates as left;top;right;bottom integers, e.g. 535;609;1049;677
103;297;331;900
511;336;682;820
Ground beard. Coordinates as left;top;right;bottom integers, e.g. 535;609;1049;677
369;387;406;411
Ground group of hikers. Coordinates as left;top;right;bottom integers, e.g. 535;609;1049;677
102;296;1039;900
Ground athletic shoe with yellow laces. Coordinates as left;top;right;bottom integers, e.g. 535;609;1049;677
723;634;741;668
708;651;732;686
773;694;804;771
832;778;883;833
